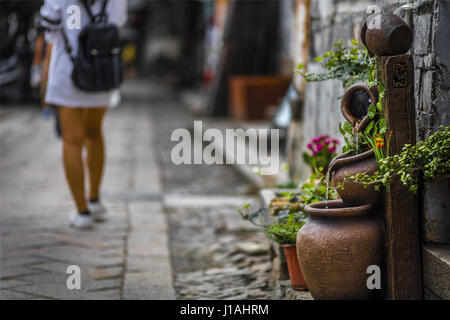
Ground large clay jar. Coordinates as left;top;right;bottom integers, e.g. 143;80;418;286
297;200;383;300
328;149;380;206
363;13;413;57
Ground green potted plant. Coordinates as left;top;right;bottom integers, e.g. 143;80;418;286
239;175;339;291
264;216;307;291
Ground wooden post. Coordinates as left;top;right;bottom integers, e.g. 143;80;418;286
378;54;423;299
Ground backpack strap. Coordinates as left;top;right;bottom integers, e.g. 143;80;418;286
61;28;75;63
81;0;109;23
100;0;109;18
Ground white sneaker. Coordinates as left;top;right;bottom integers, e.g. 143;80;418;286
88;201;107;222
70;212;94;229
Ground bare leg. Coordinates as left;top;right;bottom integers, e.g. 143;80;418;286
58;106;87;212
82;107;107;201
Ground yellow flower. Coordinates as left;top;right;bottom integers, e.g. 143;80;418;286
375;137;384;149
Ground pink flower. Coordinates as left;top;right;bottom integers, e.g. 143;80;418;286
307;143;313;150
316;144;324;151
312;137;321;144
329;146;336;153
332;139;340;144
324;139;331;145
320;134;330;140
312;150;318;156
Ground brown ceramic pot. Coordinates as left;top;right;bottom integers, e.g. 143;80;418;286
281;244;307;291
297;200;383;300
341;83;378;133
328;149;380;206
363;13;413;57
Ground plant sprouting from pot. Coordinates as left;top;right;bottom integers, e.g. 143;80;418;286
264;215;306;245
296;39;376;89
238;202;306;245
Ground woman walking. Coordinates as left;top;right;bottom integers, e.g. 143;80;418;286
40;0;127;229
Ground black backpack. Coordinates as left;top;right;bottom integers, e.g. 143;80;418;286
62;0;123;92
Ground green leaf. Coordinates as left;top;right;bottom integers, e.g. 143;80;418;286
344;136;350;146
365;121;374;135
343;121;353;134
339;122;346;136
376;100;383;112
279;192;293;199
379;118;387;134
297;63;304;70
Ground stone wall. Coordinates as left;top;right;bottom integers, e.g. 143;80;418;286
412;0;450;244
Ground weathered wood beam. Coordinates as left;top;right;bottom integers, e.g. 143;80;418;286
378;54;423;300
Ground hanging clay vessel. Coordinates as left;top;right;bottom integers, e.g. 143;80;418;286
296;200;383;300
362;13;413;57
341;83;378;133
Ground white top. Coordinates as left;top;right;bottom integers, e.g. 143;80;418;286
41;0;127;107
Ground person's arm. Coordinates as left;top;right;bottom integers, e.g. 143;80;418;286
40;44;53;108
39;0;62;43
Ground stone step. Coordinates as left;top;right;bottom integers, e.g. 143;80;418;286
422;245;450;299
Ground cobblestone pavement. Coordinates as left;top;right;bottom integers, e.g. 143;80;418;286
149;89;274;300
1;79;273;300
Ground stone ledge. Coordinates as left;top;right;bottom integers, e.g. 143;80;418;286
422;244;450;299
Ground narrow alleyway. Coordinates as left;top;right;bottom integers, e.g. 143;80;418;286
0;79;272;300
148;85;273;300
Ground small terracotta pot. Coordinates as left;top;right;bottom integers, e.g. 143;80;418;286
281;244;307;291
328;149;380;206
363;13;413;57
297;200;384;300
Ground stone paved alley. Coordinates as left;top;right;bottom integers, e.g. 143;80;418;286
0;79;273;300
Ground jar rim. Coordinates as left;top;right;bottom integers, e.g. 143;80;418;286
305;200;373;218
